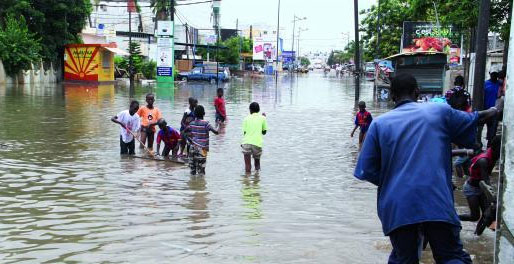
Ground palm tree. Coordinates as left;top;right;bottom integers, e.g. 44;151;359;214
151;0;170;30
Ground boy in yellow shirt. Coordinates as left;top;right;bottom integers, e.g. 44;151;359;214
241;102;268;173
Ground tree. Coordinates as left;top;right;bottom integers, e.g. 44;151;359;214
196;36;253;67
360;0;511;60
0;0;92;65
129;41;144;75
300;57;310;66
0;14;41;76
360;0;411;60
151;0;171;28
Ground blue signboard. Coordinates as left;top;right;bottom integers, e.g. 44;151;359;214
282;51;296;64
157;67;173;76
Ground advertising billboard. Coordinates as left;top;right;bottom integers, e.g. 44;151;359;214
253;37;282;61
157;37;173;76
402;22;462;65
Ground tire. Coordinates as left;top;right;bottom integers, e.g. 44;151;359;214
181;77;187;82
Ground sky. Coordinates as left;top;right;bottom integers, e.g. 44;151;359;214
176;0;378;54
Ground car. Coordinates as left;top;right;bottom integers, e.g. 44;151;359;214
178;67;227;83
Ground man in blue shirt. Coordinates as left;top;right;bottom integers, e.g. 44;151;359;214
354;74;499;263
483;71;500;145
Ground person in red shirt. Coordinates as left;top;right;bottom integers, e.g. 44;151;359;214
214;88;227;124
351;101;373;146
459;136;501;222
156;118;181;159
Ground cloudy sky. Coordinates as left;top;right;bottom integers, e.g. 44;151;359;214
176;0;377;53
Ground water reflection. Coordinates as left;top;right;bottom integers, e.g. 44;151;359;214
241;174;262;220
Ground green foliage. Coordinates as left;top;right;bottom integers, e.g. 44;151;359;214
114;56;128;71
151;0;170;21
0;0;91;66
327;40;366;66
360;0;512;59
196;36;252;65
129;41;144;74
115;53;156;80
141;60;157;79
490;0;512;41
299;57;310;66
360;0;410;60
0;14;41;76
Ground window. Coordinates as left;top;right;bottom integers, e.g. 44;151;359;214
100;4;107;11
102;51;111;68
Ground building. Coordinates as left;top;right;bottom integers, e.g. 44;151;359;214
87;0;199;62
64;43;127;82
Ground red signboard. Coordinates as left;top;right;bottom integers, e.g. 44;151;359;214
127;0;137;12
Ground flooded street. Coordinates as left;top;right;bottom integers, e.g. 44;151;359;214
0;72;494;263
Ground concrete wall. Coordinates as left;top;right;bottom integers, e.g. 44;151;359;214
0;60;60;85
496;10;514;263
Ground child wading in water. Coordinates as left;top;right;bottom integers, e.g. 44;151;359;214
179;97;198;157
351;101;373;146
111;100;141;155
156;118;181;159
241;102;268;173
185;105;218;175
137;93;162;151
214;88;227;124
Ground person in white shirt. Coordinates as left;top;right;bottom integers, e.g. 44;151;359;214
111;100;141;155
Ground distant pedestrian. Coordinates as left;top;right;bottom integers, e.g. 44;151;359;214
241;102;268;173
351;101;373;146
214;88;227;124
137;93;162;150
111;100;141;155
185;105;218;175
483;71;501;145
354;73;499;263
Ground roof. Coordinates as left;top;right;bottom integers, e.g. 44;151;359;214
65;43;117;48
384;51;447;60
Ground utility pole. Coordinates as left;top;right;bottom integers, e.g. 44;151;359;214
297;28;308;67
291;15;306;72
354;0;360;102
472;0;491;111
213;0;221;87
275;0;281;83
292;14;296;72
129;4;134;90
237;19;242;70
375;0;381;59
171;0;175;82
186;24;190;60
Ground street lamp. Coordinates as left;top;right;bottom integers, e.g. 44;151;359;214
297;27;308;69
292;15;306;71
341;32;350;50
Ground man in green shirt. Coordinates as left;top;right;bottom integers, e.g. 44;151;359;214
242;102;268;173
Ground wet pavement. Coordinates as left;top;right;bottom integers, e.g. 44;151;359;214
0;72;493;263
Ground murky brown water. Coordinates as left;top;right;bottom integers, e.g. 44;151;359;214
0;72;493;263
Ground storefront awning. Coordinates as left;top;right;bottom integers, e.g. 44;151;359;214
104;47;130;56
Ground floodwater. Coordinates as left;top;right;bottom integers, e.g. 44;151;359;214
0;72;493;263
